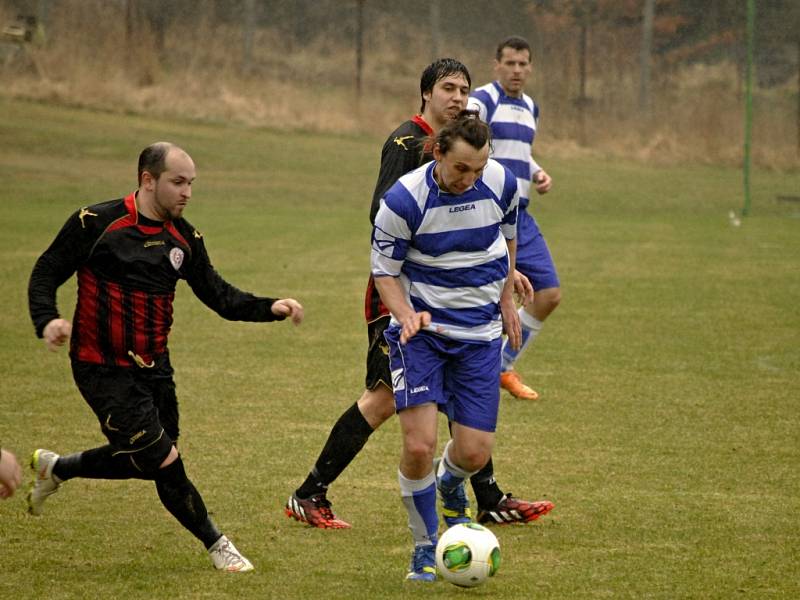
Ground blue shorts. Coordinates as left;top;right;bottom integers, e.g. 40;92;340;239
384;326;501;432
516;210;560;291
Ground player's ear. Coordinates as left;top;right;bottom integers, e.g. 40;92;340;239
140;170;156;191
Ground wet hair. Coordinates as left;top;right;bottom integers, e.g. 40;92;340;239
496;36;531;61
137;142;173;185
434;110;491;154
419;58;471;113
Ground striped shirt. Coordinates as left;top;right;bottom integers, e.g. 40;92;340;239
371;159;518;343
468;82;541;211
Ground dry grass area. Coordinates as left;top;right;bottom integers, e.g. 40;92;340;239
1;2;797;170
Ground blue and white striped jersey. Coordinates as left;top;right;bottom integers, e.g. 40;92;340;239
468;82;540;212
371;159;519;343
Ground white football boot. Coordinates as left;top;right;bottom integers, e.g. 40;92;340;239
208;535;254;572
28;449;61;516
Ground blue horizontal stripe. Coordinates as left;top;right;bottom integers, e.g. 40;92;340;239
404;255;509;289
471;88;495;109
372;226;409;260
410;297;500;328
491;121;534;144
493;158;529;180
415;224;499;257
383;185;422;231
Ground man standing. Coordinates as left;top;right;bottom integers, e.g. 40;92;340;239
286;60;552;529
28;142;304;572
468;36;561;401
372;112;521;580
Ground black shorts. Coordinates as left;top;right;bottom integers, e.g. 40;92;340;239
71;354;178;465
365;315;392;391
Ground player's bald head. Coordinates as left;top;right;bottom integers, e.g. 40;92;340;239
138;142;191;185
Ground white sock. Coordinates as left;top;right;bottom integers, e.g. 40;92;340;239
501;308;543;372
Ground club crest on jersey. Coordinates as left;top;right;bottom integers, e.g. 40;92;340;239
169;247;184;271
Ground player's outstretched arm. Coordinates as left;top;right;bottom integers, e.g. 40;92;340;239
270;298;304;325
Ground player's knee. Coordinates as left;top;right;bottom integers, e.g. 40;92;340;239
453;438;493;472
154;454;188;485
359;385;396;426
403;437;435;468
129;434;174;475
533;287;561;318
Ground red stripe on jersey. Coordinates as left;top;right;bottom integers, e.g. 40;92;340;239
73;268;103;364
106;193;139;234
165;222;189;249
105;281;126;366
411;114;434;136
132;290;148;360
153;294;172;354
364;274;390;322
72;267;174;366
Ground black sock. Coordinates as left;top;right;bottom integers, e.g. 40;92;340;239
53;446;151;481
470;457;505;509
155;457;221;549
296;402;374;499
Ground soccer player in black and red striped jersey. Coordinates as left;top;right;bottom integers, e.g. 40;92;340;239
27;142;304;572
286;59;553;531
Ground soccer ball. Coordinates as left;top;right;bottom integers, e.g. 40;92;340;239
435;523;500;587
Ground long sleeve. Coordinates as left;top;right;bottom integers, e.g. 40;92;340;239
182;227;283;323
28;211;93;338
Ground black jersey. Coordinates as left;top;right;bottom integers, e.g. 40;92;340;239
368;115;434;225
365;115;434;322
29;193;281;367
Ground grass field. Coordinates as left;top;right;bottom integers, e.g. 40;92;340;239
1;97;798;599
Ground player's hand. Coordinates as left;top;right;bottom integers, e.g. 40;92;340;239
43;318;72;352
500;296;521;351
533;169;552;195
271;298;304;325
513;271;534;307
0;449;22;499
399;311;431;344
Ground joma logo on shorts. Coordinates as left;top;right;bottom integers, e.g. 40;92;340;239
449;204;475;213
410;385;429;394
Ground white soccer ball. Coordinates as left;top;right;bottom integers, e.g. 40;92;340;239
435;523;500;587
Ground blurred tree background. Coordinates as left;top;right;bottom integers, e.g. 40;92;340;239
1;0;798;168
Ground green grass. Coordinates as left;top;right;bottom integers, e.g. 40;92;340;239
1;97;799;599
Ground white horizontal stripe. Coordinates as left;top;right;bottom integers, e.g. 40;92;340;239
501;221;516;240
374;203;411;242
410;279;505;310
389;316;503;342
425;319;503;342
516;176;531;198
479;160;509;197
397;167;431;213
472;83;500;103
417;198;505;235
492;138;534;163
371;250;404;277
405;233;507;270
494;103;535;125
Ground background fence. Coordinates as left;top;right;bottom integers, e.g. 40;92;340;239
1;0;798;168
